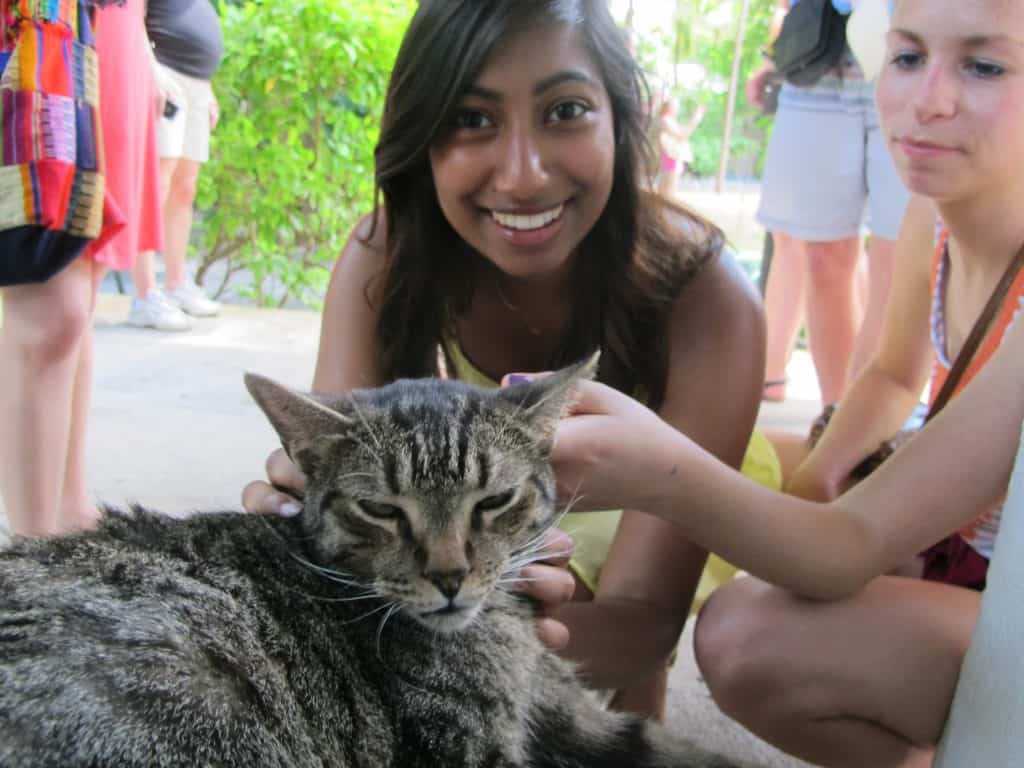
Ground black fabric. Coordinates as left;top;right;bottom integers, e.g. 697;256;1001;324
145;0;224;80
0;227;89;287
773;0;848;87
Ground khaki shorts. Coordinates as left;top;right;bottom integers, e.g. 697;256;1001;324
757;74;910;242
158;68;215;163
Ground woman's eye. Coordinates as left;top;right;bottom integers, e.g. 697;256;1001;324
965;59;1006;79
890;51;923;70
453;110;494;130
474;490;515;514
548;100;588;123
356;500;404;520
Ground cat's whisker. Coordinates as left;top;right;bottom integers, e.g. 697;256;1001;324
509;498;578;558
375;602;401;662
253;515;368;588
506;544;575;566
285;588;381;604
347;394;385;456
508;526;562;563
321;590;383;603
342;600;395;626
346;434;387;469
281;549;364;584
501;552;575;575
506;533;576;567
550;486;585;527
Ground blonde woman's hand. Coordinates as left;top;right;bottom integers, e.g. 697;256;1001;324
785;458;846;503
241;447;307;517
549;379;677;514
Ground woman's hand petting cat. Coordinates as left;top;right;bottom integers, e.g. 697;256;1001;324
517;528;576;650
550;379;679;515
241;447;307;516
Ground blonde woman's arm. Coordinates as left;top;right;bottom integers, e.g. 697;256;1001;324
549;311;1024;599
786;195;937;501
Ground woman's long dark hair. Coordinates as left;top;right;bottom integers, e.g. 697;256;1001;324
370;0;724;409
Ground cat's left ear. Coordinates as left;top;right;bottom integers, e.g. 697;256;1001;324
496;352;600;447
245;373;355;474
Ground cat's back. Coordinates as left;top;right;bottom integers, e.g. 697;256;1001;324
0;508;397;767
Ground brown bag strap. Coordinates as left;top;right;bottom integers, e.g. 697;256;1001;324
925;240;1024;422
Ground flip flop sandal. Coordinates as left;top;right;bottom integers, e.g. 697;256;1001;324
762;378;788;403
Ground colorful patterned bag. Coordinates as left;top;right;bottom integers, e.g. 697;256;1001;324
1;0;123;286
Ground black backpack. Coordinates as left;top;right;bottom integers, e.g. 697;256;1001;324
772;0;849;87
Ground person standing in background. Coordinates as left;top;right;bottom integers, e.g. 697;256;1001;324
1;0;158;535
748;0;908;405
655;98;706;200
128;0;224;330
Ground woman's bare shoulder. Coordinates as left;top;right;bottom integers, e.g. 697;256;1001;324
349;210;388;257
316;211;390;391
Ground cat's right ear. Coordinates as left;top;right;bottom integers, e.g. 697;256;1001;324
245;374;355;474
496;352;600;447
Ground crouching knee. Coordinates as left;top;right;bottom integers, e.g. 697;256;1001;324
693;577;790;722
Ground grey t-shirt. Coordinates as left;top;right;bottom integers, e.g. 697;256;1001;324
146;0;224;80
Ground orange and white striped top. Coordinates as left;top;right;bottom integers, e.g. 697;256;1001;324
929;229;1024;559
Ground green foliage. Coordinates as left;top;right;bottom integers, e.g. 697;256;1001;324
630;0;775;178
195;0;415;308
687;1;775;177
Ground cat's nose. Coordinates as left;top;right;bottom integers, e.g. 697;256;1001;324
427;569;467;600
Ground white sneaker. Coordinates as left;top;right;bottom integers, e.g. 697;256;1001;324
164;280;220;318
127;290;192;332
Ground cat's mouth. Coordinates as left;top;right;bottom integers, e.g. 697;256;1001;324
429;604;464;616
416;602;482;633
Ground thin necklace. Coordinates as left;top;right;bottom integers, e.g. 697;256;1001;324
493;275;544;336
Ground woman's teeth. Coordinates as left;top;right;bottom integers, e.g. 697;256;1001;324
492;204;564;231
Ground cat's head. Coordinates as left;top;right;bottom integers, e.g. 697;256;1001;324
245;356;596;633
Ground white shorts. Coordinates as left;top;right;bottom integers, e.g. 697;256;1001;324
757;75;910;242
157;68;215;163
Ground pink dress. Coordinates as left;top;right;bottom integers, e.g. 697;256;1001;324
84;0;162;270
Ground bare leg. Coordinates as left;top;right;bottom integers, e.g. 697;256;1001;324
846;236;897;384
132;251;158;299
695;575;977;768
608;665;669;722
804;237;861;404
60;261;108;531
130;158;178;300
562;572;670;720
161;158;201;291
0;260;94;536
762;232;808;401
656;170;675;200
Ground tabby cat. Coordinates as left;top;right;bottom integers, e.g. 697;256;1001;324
0;359;729;767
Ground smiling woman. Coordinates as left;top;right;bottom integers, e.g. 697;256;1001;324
428;23;616;284
243;0;768;721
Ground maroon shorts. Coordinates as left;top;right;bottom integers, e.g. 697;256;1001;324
920;534;989;592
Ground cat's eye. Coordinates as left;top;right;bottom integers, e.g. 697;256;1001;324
356;500;404;520
474;491;515;514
